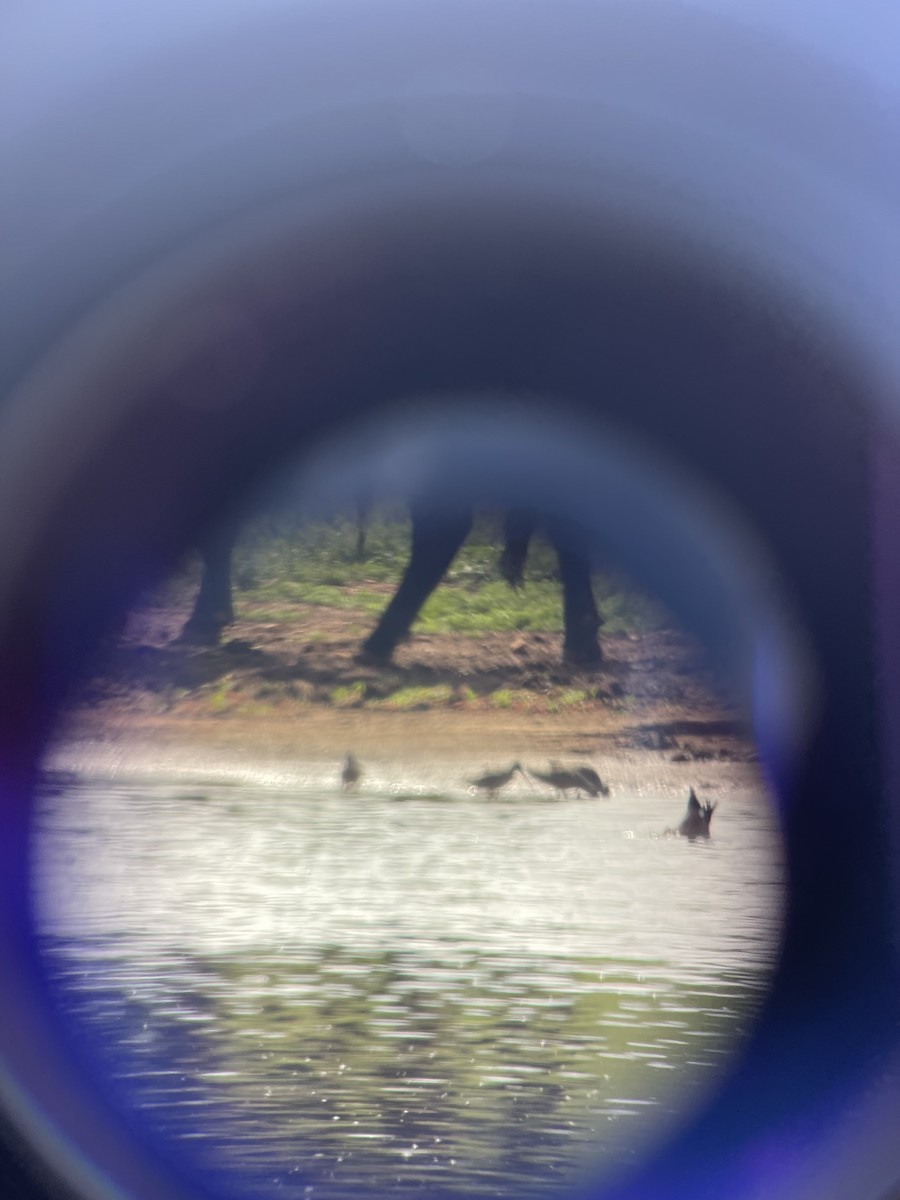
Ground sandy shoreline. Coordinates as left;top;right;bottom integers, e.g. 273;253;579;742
49;703;745;763
44;708;760;802
50;613;756;793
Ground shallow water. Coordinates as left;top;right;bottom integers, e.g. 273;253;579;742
32;764;784;1198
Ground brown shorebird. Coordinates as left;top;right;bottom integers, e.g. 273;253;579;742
671;788;716;840
530;762;608;798
569;766;610;797
468;762;524;797
340;752;362;792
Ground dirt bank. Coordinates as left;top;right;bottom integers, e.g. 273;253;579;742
51;593;756;774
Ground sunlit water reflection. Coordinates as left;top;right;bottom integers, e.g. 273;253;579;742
32;768;784;1198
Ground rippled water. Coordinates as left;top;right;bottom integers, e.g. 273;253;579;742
32;765;784;1198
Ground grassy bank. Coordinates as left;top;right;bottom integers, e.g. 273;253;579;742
219;512;670;638
76;511;733;729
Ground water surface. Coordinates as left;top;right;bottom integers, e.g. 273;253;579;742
33;767;784;1198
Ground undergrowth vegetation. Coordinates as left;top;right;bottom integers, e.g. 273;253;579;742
219;510;668;637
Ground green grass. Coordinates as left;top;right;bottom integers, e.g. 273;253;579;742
234;514;415;592
207;679;233;713
487;688;542;711
417;578;562;635
169;510;669;638
329;681;367;707
247;582;387;612
265;679;315;703
381;684;455;710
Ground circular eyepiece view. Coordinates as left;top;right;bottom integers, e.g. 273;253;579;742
32;405;796;1199
2;7;898;1192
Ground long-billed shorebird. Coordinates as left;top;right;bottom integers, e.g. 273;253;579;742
341;752;362;792
468;762;523;797
530;762;608;798
569;766;610;797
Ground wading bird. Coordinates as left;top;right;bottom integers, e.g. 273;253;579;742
341;752;362;792
530;762;608;798
468;762;523;797
569;766;610;796
672;788;716;840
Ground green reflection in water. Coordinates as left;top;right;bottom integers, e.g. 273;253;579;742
45;941;767;1198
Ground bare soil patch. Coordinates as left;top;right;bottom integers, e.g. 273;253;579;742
57;593;756;767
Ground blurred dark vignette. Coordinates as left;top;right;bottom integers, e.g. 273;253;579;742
1;3;899;1200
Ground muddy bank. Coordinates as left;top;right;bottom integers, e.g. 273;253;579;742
52;706;754;769
49;595;759;787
